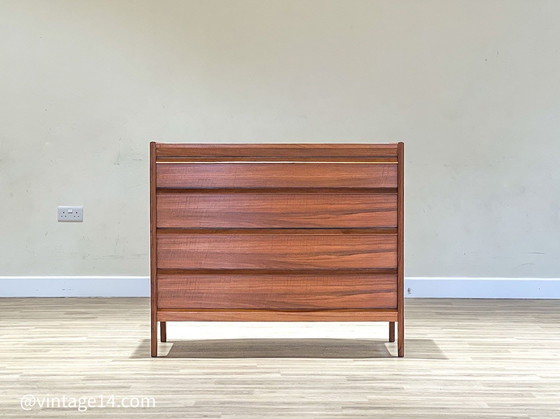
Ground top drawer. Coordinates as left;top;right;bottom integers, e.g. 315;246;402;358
156;163;397;189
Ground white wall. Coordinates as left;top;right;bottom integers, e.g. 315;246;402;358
1;0;559;282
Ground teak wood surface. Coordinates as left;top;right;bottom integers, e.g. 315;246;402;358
150;143;405;357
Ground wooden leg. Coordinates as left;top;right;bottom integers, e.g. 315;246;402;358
150;317;157;357
398;319;405;357
389;322;395;342
160;321;167;342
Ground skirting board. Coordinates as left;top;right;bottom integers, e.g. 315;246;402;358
0;276;149;297
406;277;560;299
0;276;559;299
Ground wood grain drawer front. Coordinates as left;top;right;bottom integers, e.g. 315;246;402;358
157;274;397;309
157;192;397;228
156;163;397;189
157;234;397;269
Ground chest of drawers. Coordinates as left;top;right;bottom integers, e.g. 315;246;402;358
150;143;404;357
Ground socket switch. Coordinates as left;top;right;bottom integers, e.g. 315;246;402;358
58;206;83;222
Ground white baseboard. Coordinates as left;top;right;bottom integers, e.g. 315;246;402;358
0;276;559;299
0;276;150;297
406;277;560;299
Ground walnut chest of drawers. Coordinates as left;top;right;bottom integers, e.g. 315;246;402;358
150;143;405;357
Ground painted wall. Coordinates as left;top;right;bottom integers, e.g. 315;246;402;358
1;0;559;279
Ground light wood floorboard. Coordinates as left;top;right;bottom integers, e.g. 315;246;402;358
0;298;559;417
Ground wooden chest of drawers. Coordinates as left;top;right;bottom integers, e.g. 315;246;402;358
150;143;405;357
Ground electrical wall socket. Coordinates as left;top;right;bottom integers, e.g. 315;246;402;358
57;206;83;222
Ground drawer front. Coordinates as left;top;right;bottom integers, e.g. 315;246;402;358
157;234;397;269
157;274;397;309
156;163;397;189
157;192;397;228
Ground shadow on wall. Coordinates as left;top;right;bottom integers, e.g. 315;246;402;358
132;338;445;359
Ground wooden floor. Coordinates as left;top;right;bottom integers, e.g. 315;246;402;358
1;299;559;418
